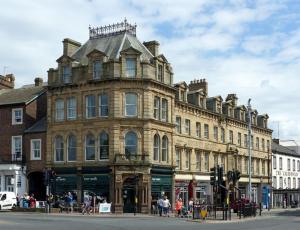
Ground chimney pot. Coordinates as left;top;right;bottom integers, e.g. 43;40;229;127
34;77;43;86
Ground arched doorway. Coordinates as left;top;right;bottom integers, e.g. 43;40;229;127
123;176;138;213
28;171;46;200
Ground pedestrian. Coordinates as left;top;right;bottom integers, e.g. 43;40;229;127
65;192;73;213
188;198;194;213
162;196;171;217
175;198;183;217
157;196;164;216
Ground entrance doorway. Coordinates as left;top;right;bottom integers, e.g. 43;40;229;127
123;177;138;213
28;171;45;200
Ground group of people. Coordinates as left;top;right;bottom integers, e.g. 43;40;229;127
18;193;36;208
156;196;171;217
175;198;193;217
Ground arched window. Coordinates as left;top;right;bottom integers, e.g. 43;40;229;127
125;131;137;158
153;134;160;161
162;136;168;162
54;136;64;162
85;134;95;160
99;132;109;160
67;135;76;161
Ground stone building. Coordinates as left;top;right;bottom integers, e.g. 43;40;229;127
46;20;272;213
0;77;47;199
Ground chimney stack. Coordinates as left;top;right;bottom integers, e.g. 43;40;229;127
34;77;43;86
0;74;15;89
188;78;208;96
143;40;160;56
63;38;81;57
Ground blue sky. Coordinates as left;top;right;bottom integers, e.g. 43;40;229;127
0;0;300;139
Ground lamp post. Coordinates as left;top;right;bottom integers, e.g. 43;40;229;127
247;99;252;202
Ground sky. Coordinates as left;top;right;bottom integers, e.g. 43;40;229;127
0;0;299;140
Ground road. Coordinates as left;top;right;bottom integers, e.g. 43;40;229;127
0;209;299;230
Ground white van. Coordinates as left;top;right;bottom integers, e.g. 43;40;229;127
0;192;17;210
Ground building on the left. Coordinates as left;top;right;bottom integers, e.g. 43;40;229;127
0;75;47;200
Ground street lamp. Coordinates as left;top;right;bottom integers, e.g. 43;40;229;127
247;99;252;202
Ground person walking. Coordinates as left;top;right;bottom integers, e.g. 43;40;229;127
175;198;183;217
65;192;73;213
162;196;171;217
157;197;164;216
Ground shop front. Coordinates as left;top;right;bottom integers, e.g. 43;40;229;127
82;174;110;201
151;167;173;206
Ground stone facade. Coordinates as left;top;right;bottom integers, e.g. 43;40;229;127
46;20;272;213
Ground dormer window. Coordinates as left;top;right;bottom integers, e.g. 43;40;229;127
180;90;185;102
126;58;136;78
228;108;233;117
62;66;71;84
241;111;245;121
157;64;163;82
93;60;103;80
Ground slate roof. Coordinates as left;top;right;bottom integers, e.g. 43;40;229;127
25;117;47;133
272;141;299;156
0;85;46;106
71;32;153;65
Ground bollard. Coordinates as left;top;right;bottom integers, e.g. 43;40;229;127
239;203;241;219
228;205;231;221
259;203;262;216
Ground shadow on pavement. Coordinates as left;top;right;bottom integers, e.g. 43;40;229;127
274;209;300;217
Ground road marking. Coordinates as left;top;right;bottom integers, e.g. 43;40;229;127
0;220;14;225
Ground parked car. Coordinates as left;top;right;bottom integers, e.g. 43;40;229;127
0;192;17;210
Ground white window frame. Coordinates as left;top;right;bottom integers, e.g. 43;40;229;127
126;58;136;78
93;60;103;80
55;99;64;121
12;108;23;125
11;136;22;160
31;139;41;160
67;97;77;120
196;122;201;138
125;93;137;117
86;95;96;118
161;99;168;122
62;65;71;84
99;94;109;117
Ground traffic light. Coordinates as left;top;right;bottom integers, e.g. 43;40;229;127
218;166;224;186
236;170;241;181
43;170;49;186
49;170;56;183
210;167;217;185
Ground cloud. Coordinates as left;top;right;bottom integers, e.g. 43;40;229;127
0;0;299;140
